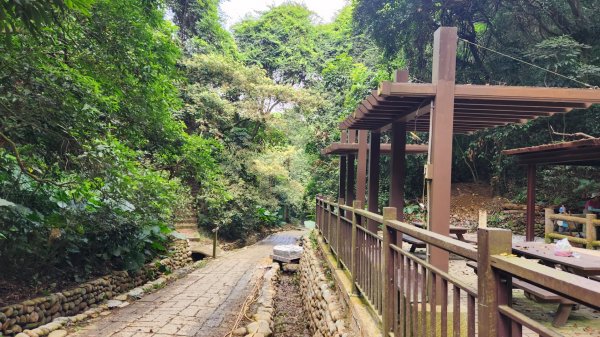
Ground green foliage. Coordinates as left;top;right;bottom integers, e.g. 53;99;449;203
233;3;319;84
256;206;281;227
0;137;186;279
0;0;204;283
167;0;238;56
5;0;600;289
309;229;318;248
352;0;600;211
0;0;94;35
177;50;316;239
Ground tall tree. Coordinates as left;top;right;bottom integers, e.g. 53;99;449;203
166;0;237;56
233;3;319;84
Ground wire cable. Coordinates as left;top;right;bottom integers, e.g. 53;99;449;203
458;37;597;89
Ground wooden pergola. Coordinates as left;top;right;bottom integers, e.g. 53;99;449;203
322;132;427;228
502;138;600;241
335;27;600;281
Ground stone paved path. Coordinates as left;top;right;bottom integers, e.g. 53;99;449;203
70;230;306;337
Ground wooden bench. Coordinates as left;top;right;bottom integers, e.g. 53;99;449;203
403;235;426;253
512;279;575;327
466;261;575;327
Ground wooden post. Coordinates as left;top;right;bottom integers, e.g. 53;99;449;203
367;131;381;232
351;200;363;295
526;164;536;241
477;228;512;337
320;197;324;233
212;227;218;258
479;209;488;228
390;70;409;244
315;197;319;230
339;131;347;205
337;198;344;268
382;207;397;335
394;69;409;83
544;208;555;243
390;121;407;244
346;131;356;209
319;198;324;233
328;197;335;245
585;213;597;248
356;130;368;204
428;26;457;295
324;198;330;242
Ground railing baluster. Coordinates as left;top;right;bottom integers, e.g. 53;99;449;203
468;294;475;337
393;250;399;336
399;252;406;337
453;285;460;337
511;321;522;337
441;278;448;337
406;256;412;335
412;259;418;337
421;264;427;337
367;235;371;302
430;272;437;337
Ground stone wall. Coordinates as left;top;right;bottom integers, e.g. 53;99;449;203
0;239;192;336
299;237;350;337
234;263;279;337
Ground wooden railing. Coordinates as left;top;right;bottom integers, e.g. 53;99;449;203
315;195;600;337
544;208;600;248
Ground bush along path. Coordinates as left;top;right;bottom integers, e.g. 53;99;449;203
1;238;193;337
62;230;305;337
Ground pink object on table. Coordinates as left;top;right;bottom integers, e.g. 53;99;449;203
554;250;573;257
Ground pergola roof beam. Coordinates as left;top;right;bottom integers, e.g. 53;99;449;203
321;142;428;155
503;139;600;166
453;85;600;103
454;99;590;108
454;106;569;113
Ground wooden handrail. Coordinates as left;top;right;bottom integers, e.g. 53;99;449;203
354;207;384;223
548;213;587;223
386;219;478;261
340;204;353;212
316;195;600;336
545;208;598;247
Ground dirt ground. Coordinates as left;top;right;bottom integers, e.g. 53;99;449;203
449;182;510;226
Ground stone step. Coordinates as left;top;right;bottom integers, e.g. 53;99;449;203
178;217;198;223
175;228;202;239
174;223;198;230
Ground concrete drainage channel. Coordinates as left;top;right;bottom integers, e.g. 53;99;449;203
273;265;310;336
233;234;353;337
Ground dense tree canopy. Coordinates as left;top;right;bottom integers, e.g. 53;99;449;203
1;0;600;288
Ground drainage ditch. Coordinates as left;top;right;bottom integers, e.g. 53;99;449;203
272;266;311;337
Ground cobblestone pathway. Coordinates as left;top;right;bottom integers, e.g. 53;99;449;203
70;230;306;337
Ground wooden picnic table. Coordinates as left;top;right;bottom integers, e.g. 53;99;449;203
465;259;578;327
411;221;469;241
512;242;600;277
